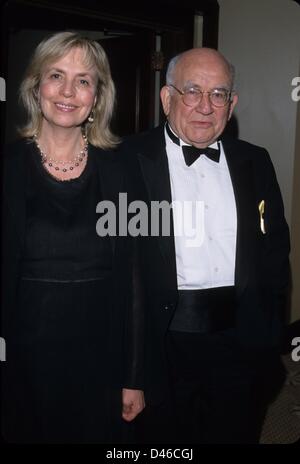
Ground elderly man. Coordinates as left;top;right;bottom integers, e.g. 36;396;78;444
125;48;290;444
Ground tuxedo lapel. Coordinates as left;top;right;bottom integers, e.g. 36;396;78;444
221;137;258;296
136;126;177;280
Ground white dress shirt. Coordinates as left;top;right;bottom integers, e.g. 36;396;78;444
165;126;237;290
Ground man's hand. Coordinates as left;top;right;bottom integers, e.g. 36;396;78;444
122;388;145;422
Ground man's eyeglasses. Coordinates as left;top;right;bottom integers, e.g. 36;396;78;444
169;84;233;108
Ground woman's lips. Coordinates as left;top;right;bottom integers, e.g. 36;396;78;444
55;102;77;112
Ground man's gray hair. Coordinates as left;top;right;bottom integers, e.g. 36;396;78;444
165;50;236;90
166;53;183;86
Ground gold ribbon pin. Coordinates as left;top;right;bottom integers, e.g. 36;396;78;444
258;200;266;234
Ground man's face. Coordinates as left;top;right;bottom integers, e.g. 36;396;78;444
160;51;238;148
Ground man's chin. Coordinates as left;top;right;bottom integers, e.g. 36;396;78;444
188;134;215;147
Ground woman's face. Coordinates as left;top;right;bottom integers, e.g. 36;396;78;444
39;47;98;131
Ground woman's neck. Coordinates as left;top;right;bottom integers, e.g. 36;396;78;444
38;124;85;162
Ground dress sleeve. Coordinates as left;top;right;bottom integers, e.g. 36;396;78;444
121;154;145;390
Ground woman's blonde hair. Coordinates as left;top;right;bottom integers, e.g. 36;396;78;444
19;31;119;149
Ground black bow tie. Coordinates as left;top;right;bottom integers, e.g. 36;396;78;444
182;145;220;166
165;123;220;166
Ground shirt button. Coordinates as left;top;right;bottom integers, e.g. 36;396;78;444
214;267;219;272
205;205;209;210
201;173;205;178
208;236;213;241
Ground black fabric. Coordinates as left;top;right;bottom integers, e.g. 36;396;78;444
3;279;122;443
22;142;112;281
137;329;261;444
169;286;236;333
165;122;180;146
165;330;260;444
1;139;144;443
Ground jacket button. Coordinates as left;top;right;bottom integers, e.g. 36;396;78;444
163;303;174;310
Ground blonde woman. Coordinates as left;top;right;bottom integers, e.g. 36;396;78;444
1;31;144;443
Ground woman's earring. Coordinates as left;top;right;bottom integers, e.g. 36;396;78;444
88;111;94;123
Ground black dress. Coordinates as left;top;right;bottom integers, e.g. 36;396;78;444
2;141;131;443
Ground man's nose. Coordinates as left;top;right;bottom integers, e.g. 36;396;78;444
195;92;213;114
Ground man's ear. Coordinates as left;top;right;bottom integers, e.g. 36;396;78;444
160;86;171;116
228;93;238;120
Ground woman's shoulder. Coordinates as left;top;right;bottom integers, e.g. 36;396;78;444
2;138;34;192
3;137;34;164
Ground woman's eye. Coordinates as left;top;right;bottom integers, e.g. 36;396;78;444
79;79;89;86
50;73;61;79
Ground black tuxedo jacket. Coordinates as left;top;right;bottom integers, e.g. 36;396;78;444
1;139;144;390
123;125;290;403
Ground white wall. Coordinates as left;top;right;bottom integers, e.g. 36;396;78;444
218;0;300;226
218;0;300;323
